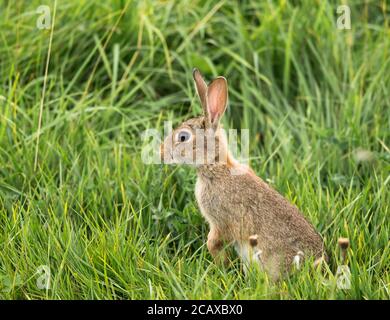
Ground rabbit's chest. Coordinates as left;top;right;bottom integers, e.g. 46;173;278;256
195;178;234;223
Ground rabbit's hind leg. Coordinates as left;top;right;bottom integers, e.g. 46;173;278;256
234;238;264;275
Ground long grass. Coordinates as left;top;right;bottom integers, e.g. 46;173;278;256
0;0;389;299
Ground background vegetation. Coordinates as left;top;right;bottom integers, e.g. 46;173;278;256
0;0;389;299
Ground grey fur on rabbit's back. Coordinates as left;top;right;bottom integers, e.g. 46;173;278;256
160;69;327;280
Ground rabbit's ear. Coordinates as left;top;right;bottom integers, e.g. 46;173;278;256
206;77;228;128
193;68;208;116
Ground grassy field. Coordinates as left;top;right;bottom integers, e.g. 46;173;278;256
0;0;389;299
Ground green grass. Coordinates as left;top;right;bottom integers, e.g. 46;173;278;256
0;0;389;299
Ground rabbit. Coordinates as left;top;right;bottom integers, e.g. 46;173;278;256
160;68;327;280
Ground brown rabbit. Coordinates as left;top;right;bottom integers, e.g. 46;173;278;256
160;69;327;280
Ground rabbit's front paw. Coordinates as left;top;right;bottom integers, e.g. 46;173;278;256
207;228;228;266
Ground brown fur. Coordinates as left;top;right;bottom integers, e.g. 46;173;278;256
161;69;327;280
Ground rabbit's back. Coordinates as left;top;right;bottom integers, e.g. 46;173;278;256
195;164;325;276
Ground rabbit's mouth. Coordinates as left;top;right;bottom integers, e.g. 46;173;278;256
160;143;175;164
168;150;174;162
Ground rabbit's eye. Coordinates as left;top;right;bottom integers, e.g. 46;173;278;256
177;131;191;142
